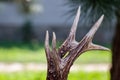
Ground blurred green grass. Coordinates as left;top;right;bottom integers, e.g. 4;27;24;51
0;71;110;80
0;42;111;80
0;42;111;63
0;44;111;64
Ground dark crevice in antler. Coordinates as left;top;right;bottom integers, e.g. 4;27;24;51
45;6;110;80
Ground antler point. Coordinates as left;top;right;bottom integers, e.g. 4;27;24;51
52;32;56;49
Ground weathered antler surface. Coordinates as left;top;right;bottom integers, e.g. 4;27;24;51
45;6;109;80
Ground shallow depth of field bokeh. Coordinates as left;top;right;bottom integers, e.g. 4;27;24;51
0;0;113;80
0;42;111;80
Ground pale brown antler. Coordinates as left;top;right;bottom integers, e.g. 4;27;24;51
45;6;109;80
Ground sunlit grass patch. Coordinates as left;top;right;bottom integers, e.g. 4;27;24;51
0;47;111;64
68;71;110;80
0;71;110;80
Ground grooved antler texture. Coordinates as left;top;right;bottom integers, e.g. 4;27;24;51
45;6;109;80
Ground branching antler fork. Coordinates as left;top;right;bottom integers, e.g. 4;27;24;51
45;6;109;80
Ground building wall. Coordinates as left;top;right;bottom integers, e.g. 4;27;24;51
0;24;115;45
0;1;115;45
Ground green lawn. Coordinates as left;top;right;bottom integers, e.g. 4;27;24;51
0;43;111;80
0;42;111;63
0;71;110;80
0;46;111;64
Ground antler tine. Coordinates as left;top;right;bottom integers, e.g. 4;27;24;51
52;32;56;49
88;43;110;51
64;15;109;64
45;31;51;59
52;32;60;63
81;15;110;51
69;6;81;41
58;6;81;58
75;15;109;54
86;15;104;40
45;31;50;48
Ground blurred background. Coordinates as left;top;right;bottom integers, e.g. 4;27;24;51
0;0;113;80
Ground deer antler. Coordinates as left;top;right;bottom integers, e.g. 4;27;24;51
58;7;109;58
45;6;110;80
62;15;109;66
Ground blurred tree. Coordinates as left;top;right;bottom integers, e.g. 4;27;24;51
0;0;33;43
20;0;33;43
20;0;32;13
18;0;43;43
22;20;33;43
67;0;120;80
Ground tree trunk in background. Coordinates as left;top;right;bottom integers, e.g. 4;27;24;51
22;20;33;43
111;12;120;80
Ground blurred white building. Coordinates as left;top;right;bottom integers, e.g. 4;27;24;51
0;0;71;26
